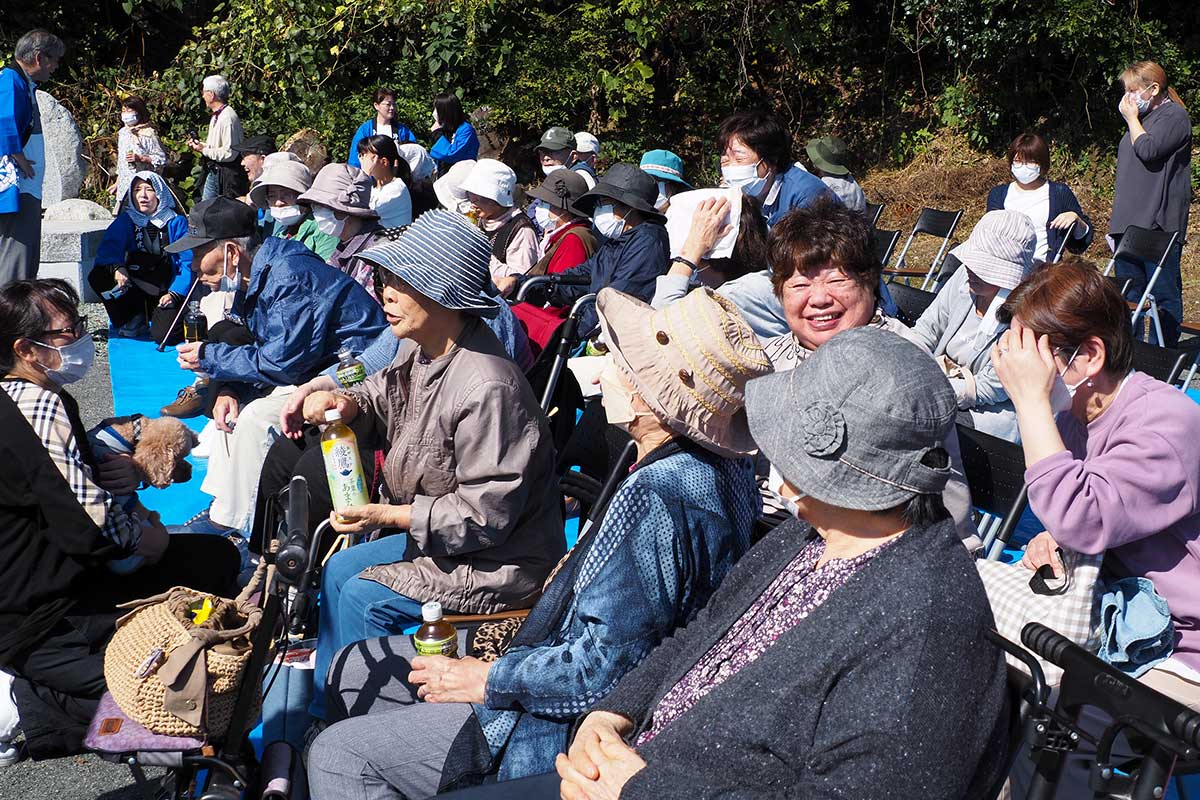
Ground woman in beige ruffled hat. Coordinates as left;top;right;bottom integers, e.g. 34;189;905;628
307;285;772;795
297;163;385;293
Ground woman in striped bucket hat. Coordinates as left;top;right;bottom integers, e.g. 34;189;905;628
296;208;565;721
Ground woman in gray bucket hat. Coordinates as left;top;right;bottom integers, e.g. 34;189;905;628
297;163;385;294
557;326;1008;800
297;209;564;719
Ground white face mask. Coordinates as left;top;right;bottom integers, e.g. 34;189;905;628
721;161;768;196
121;112;139;126
542;164;565;177
1049;346;1087;415
1011;163;1041;184
271;204;305;227
533;201;556;233
312;206;346;238
654;181;670;212
219;243;241;293
36;335;95;385
592;205;626;239
1128;87;1155;115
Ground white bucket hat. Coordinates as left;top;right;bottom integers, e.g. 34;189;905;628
398;143;435;181
461;158;516;208
949;210;1037;290
574;132;600;155
434;160;477;211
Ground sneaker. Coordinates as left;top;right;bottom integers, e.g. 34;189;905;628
161;381;209;418
167;506;231;536
0;670;20;767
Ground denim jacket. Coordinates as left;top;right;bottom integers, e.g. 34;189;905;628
444;440;758;785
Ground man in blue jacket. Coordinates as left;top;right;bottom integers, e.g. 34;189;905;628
167;197;387;533
0;30;64;286
499;163;670;337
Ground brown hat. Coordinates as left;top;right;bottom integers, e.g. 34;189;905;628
297;163;378;218
597;287;773;458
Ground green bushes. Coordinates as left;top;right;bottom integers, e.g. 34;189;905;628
6;0;1200;201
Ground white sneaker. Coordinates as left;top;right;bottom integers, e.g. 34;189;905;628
0;670;20;766
190;419;218;460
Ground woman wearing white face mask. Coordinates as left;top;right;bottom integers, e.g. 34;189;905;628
717;109;835;228
986;132;1093;265
0;278;241;763
1110;60;1192;347
250;158;339;261
298;163;385;296
108;95;167;210
990;257;1200;796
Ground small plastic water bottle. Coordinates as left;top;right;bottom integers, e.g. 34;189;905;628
320;409;369;518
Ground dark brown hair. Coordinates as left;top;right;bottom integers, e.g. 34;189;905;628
0;279;80;371
768;195;880;299
704;194;769;283
357;134;413;185
433;92;468;135
997;256;1133;375
717;110;793;175
121;94;150;125
1007;132;1050;175
372;87;396;105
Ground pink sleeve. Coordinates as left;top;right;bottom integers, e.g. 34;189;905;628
1025;432;1197;554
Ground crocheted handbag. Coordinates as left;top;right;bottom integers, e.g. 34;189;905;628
103;562;269;740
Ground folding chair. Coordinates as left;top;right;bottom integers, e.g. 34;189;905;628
888;282;937;327
1050;220;1076;264
1130;340;1194;388
892;207;963;290
865;200;885;229
1004;622;1200;799
872;228;901;269
1102;226;1181;346
955;424;1030;561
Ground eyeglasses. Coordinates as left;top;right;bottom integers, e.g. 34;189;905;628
40;316;88;338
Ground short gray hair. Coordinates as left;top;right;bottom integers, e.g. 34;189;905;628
14;30;65;65
202;74;231;102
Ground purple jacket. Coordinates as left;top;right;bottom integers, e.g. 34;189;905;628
1027;371;1200;671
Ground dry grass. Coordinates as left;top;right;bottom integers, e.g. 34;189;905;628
860;131;1200;320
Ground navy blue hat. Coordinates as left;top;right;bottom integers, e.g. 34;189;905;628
355;210;499;318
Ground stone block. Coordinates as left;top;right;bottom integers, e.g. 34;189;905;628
36;90;87;207
38;212;111;301
38;260;100;303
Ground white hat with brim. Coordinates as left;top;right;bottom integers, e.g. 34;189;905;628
596;287;773;458
948;209;1038;290
249;160;313;209
434;160;477;211
460;158;517;208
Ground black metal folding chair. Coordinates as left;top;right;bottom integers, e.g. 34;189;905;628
1103;227;1181;346
888;282;937;327
1130;340;1194;388
872;228;901;269
892;207;964;290
955;423;1030;561
865;200;885;229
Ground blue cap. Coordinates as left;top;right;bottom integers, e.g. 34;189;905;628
639;149;692;188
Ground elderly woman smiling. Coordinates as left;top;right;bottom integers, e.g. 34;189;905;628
554;327;1009;800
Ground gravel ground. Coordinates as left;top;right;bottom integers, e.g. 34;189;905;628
0;302;156;800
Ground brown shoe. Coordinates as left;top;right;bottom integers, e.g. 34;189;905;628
160;381;208;418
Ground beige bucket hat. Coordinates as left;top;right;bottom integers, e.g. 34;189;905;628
596;287;773;458
249;160;313;209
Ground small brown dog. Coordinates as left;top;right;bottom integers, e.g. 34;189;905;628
90;414;200;488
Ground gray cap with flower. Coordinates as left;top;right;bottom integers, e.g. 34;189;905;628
745;326;957;511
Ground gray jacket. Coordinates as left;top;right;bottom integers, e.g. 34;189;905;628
592;517;1010;799
346;319;565;614
903;269;1017;440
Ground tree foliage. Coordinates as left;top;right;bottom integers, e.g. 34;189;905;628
5;0;1199;197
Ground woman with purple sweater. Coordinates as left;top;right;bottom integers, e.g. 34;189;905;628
992;257;1200;709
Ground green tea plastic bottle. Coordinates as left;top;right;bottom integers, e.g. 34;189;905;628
412;601;459;657
320;408;369;515
335;346;366;387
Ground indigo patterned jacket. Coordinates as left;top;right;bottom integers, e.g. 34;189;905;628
443;439;759;787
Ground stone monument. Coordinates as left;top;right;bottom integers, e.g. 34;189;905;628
35;90;87;207
39;199;112;302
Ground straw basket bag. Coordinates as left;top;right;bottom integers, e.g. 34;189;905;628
104;562;270;740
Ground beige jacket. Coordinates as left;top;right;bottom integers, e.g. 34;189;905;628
346;320;564;614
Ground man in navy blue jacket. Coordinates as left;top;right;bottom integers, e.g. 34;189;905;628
167;197;387;533
501;163;669;337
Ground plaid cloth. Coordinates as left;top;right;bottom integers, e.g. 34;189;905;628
1;380;140;553
977;548;1103;684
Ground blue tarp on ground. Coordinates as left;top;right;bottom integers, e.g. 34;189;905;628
107;337;211;525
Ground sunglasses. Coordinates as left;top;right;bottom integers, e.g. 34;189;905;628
40;316;88;338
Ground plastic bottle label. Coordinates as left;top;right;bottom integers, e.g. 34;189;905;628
336;363;366;386
413;633;458;657
321;439;370;510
